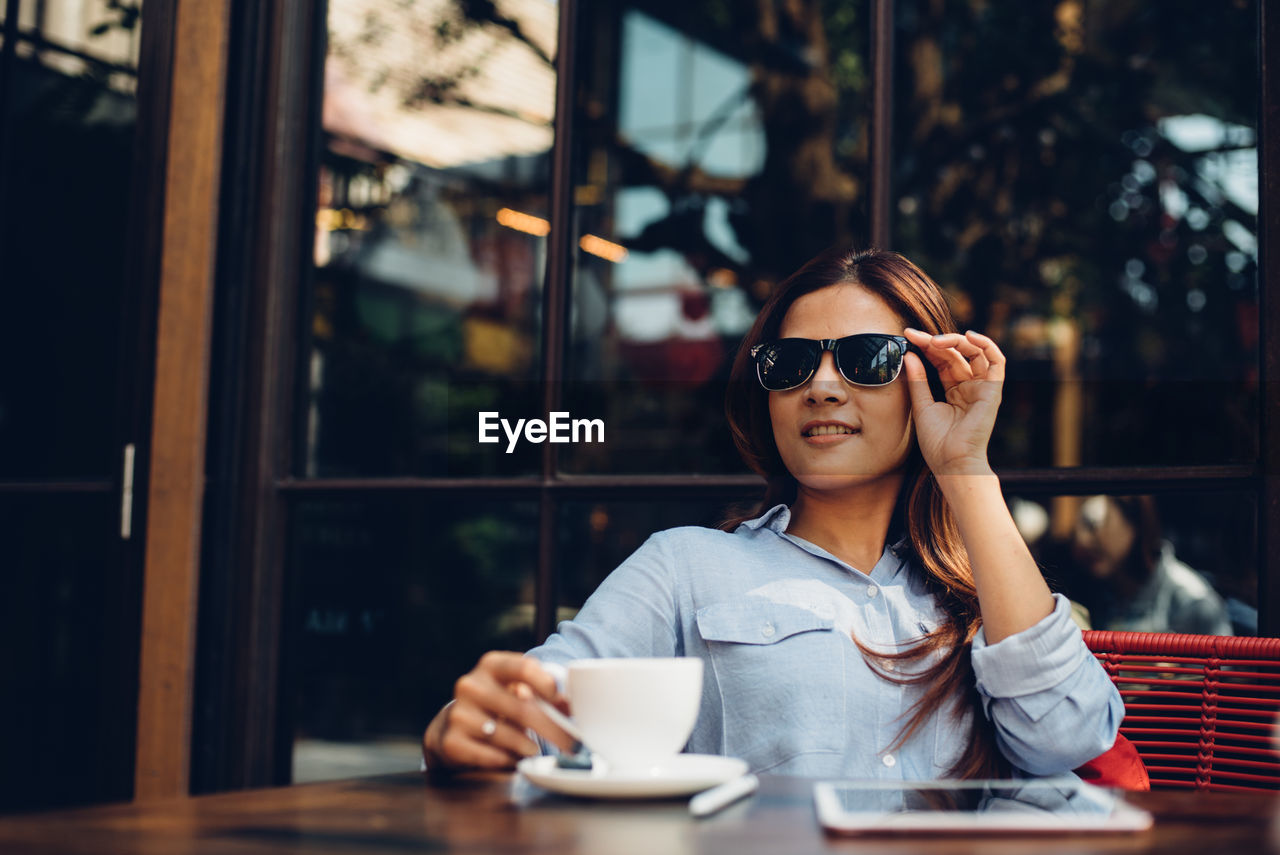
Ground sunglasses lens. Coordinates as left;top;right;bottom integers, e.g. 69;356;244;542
837;335;903;386
756;340;819;391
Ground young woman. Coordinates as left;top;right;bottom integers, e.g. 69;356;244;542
422;246;1124;779
1070;494;1234;636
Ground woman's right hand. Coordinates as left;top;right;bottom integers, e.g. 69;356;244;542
422;651;577;770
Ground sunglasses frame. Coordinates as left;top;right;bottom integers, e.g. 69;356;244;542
749;333;912;391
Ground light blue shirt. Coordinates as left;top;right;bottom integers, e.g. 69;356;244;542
528;504;1124;778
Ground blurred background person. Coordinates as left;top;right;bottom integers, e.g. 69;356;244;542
1069;495;1232;636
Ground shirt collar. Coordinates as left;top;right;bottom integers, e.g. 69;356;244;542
739;504;910;546
884;534;912;581
736;503;791;533
740;503;913;579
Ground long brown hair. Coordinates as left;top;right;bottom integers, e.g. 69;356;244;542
1105;495;1163;584
722;245;1006;779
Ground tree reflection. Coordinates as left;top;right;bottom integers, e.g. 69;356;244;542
316;0;1258;475
570;0;1257;471
890;0;1257;470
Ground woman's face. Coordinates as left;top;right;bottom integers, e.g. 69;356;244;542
767;284;915;493
1071;495;1136;580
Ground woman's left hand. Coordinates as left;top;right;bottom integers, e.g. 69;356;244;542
901;327;1004;476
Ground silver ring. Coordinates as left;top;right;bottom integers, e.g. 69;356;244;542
480;718;498;738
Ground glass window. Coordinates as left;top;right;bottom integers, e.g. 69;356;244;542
561;1;872;475
304;0;559;477
0;493;131;811
0;0;142;479
556;496;748;615
892;0;1258;468
289;496;539;782
1010;490;1256;636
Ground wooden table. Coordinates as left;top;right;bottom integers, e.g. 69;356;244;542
0;772;1275;854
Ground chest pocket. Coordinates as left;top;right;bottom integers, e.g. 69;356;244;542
695;601;845;769
696;601;835;645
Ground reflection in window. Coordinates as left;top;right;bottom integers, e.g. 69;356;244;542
1011;492;1256;636
290;498;539;781
556;498;739;617
0;0;141;479
564;2;872;475
892;0;1258;469
306;0;558;477
13;0;141;94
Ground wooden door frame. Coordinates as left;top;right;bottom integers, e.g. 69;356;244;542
133;0;326;798
132;0;233;801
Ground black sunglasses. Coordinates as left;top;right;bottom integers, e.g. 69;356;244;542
750;334;913;391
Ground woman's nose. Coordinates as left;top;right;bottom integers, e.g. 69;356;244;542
804;352;848;403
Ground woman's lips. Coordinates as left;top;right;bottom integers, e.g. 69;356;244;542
803;432;860;445
801;422;861;443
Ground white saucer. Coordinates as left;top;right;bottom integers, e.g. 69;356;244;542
516;754;749;799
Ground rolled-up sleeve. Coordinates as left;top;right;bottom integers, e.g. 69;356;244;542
971;593;1125;775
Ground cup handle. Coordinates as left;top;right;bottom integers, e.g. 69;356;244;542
530;661;585;744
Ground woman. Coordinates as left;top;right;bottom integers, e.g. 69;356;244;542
1070;494;1233;636
422;246;1124;778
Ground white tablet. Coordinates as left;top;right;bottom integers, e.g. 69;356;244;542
813;778;1153;835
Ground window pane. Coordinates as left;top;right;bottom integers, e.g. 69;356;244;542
24;0;143;93
288;496;539;782
556;496;751;614
562;2;872;475
0;1;142;479
1013;491;1256;636
892;0;1258;468
304;0;558;477
0;493;135;812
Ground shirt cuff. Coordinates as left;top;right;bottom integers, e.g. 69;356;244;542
971;593;1090;699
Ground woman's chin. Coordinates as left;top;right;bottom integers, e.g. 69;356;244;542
794;470;900;493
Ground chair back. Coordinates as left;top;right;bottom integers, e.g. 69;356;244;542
1082;631;1280;791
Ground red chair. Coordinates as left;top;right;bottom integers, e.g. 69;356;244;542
1082;631;1280;791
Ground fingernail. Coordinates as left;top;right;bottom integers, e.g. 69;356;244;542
904;327;919;335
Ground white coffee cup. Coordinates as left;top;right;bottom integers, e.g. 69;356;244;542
562;657;703;773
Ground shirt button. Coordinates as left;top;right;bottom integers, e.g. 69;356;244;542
761;622;776;639
867;585;879;598
882;753;896;768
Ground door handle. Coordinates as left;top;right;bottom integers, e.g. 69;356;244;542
120;443;136;540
